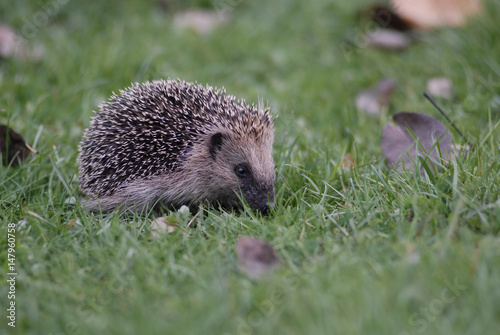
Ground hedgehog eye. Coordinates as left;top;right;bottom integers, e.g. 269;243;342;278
235;164;250;178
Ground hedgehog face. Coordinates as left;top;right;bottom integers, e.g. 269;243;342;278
203;130;275;214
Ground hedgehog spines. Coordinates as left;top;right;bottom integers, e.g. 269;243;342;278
78;79;275;214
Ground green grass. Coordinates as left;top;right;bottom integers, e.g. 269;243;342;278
1;0;500;334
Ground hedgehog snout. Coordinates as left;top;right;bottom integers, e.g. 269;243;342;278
240;182;275;216
258;191;274;216
254;190;274;216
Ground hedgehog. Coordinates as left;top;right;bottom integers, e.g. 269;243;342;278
78;79;275;215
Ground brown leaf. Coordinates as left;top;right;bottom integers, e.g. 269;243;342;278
0;124;37;167
236;236;280;279
356;78;397;115
392;0;482;30
173;9;231;35
381;112;451;172
426;78;453;99
381;112;453;173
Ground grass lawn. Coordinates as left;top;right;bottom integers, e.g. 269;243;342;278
1;0;500;334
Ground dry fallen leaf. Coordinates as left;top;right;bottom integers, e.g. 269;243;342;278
236;236;280;279
173;9;231;35
0;124;38;166
365;28;413;50
381;112;454;173
356;78;397;115
426;78;453;99
392;0;482;30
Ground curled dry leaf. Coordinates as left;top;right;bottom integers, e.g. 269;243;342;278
391;0;482;30
381;112;454;173
426;78;453;99
173;9;231;35
365;28;413;50
0;124;38;167
356;78;397;115
236;236;280;279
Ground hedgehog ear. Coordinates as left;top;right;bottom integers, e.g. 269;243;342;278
209;132;225;159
